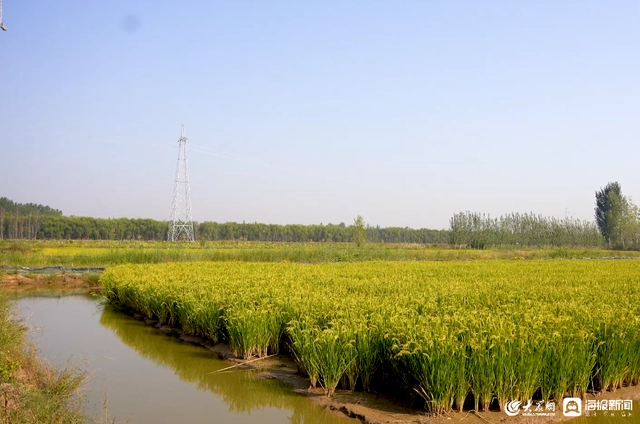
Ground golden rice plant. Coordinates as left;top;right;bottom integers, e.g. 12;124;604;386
100;259;640;411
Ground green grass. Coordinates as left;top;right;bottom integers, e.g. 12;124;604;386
3;239;640;267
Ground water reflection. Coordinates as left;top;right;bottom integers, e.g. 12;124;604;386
99;306;330;418
18;295;357;424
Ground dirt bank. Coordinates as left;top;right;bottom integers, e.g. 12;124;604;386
0;273;101;293
126;311;640;424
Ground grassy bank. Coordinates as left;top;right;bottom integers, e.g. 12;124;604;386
2;240;639;267
0;294;86;423
101;259;640;414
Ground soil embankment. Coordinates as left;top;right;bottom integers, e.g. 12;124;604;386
0;273;101;292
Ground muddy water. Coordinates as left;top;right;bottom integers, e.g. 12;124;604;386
16;295;358;424
16;294;640;424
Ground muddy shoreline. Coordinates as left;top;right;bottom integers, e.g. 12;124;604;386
0;273;101;293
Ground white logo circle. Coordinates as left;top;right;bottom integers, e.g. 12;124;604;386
505;400;523;416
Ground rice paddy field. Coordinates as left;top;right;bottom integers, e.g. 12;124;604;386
2;239;640;267
101;259;640;414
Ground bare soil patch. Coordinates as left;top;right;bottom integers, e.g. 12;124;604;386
0;273;100;293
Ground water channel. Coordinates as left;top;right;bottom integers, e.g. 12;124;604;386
16;294;358;424
14;293;640;424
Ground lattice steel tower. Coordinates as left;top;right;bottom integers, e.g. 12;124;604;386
168;124;195;241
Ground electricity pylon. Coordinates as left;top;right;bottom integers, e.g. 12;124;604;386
168;124;195;241
0;0;7;31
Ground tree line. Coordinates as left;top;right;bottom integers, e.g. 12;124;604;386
0;202;448;243
449;182;640;250
0;197;63;240
0;197;63;216
3;185;638;249
449;212;603;248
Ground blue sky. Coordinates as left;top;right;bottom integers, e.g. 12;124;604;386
1;1;639;229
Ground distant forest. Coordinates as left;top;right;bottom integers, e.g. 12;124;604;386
0;197;62;217
2;197;619;248
0;197;449;243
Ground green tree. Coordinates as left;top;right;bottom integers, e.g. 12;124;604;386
611;195;640;250
595;182;622;246
351;215;367;247
595;183;640;250
622;199;640;250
